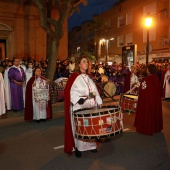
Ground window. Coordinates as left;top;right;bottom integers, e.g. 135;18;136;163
118;15;124;27
126;33;133;45
143;2;156;16
117;35;124;47
126;12;133;25
159;9;169;20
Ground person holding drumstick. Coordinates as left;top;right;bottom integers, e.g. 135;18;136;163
64;56;103;158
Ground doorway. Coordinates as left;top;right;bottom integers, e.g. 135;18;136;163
0;39;6;60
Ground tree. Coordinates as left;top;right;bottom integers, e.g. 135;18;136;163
32;0;87;82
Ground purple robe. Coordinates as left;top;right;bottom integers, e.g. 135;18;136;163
8;66;26;110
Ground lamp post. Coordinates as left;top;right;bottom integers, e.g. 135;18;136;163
145;14;152;65
100;38;114;62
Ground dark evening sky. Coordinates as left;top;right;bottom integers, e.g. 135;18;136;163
68;0;119;31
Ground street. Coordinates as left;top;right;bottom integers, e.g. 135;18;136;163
0;97;170;170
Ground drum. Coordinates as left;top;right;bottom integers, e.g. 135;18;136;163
103;82;116;97
54;78;68;101
33;88;50;103
101;74;108;82
73;107;123;140
120;94;138;113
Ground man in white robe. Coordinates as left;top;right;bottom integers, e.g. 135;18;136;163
163;63;170;99
129;65;140;94
3;65;11;110
0;72;6;117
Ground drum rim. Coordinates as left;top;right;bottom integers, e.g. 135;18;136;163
73;107;120;115
75;129;123;139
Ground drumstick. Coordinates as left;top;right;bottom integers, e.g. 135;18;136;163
125;86;137;94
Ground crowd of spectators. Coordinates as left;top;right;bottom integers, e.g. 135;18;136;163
0;57;169;92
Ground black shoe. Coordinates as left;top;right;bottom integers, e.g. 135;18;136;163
42;119;46;122
90;149;98;153
75;148;81;158
36;120;40;123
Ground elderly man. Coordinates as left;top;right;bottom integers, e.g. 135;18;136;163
8;58;26;111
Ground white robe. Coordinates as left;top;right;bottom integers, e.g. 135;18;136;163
0;73;6;115
3;68;11;110
130;73;140;89
70;74;103;152
32;77;48;120
21;65;26;108
164;70;170;98
25;68;33;84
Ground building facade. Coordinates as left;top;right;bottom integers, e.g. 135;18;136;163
69;0;170;64
68;20;95;59
0;1;68;61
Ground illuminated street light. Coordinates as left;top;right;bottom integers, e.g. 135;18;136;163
144;14;152;65
100;38;114;62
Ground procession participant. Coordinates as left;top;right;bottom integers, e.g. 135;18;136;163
24;67;52;122
123;65;140;94
3;61;12;110
162;63;170;100
25;62;34;84
64;56;103;158
115;72;125;95
8;58;26;111
0;72;6;118
69;57;75;74
134;64;163;135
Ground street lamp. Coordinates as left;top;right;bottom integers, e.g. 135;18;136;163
144;14;152;65
100;38;114;62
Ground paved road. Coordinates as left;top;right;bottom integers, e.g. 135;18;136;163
0;97;170;170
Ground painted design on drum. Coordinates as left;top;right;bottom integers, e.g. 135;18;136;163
84;119;89;126
141;81;147;89
106;117;112;125
78;121;81;126
99;119;104;125
99;126;112;134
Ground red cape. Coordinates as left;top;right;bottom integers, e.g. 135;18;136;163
64;72;79;154
134;74;163;135
24;76;52;121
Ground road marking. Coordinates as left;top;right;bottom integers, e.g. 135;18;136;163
53;145;64;150
123;128;130;132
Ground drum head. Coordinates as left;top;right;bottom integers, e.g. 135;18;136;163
104;82;116;97
101;75;108;82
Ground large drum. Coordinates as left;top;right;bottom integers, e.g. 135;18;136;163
103;82;116;97
73;107;123;140
120;94;138;113
54;77;68;101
